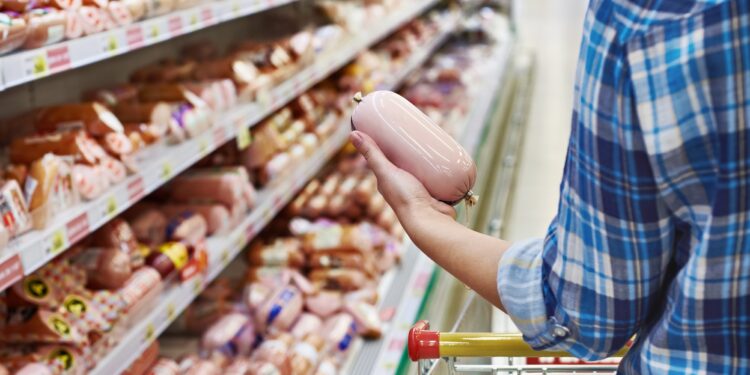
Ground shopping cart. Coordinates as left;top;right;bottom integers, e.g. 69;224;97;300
407;320;629;374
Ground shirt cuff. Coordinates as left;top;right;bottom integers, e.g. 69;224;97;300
497;238;573;352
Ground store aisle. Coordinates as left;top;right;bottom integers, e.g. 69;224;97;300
504;0;588;241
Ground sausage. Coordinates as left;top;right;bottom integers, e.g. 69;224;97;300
165;211;207;246
72;247;132;290
99;155;127;184
291;313;323;339
112;101;173;129
247;238;304;268
123;341;159;375
0;309;85;345
91;219;141;267
308;251;367;270
250;333;293;372
14;364;54;375
344;301;382;339
122;0;146;21
1;179;32;236
243;282;273;312
351;91;477;204
202;313;255;357
99;131;135;156
308;269;368;291
183;360;221;375
302;195;327;218
82;0;107;7
290;270;316;295
166;167;255;208
83;84;139;107
71;164;108;200
126;205;168;247
147;359;180;375
304;291;342;319
302;225;373;254
146;242;194;278
119;267;162;312
161;203;231;235
319;313;356;355
289;334;326;375
106;1;133;26
255;285;303;333
259;152;290;185
23;8;66;49
78;5;104;35
35;102;124;136
0;12;28;55
169;102;211;138
10;131;98;165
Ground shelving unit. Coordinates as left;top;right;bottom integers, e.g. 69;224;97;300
88;21;455;373
0;0;297;90
0;0;440;293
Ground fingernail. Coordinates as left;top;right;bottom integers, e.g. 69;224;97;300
351;131;363;148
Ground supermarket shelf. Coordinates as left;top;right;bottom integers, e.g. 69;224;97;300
89;23;449;374
0;0;297;91
0;0;440;293
345;34;516;375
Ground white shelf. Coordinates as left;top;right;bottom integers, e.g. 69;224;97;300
0;0;440;293
89;21;450;374
0;0;297;91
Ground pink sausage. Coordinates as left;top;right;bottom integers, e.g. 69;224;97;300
291;313;323;339
162;203;231;235
255;285;303;333
351;91;476;204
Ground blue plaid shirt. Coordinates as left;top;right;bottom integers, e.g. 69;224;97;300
497;1;750;373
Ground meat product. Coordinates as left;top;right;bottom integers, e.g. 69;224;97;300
0;13;28;55
91;219;142;267
255;285;303;333
289;334;325;375
247;238;304;268
71;164;108;200
0;309;85;345
99;155;127;184
35;102;124;136
14;364;53;375
78;6;104;35
123;341;159;375
161;203;231;235
302;225;373;253
259;152;290;185
344;287;378;305
308;269;368;291
1;179;32;236
290;313;322;340
82;0;107;7
72;247;132;290
137;83;208;108
202;313;255;358
165;211;207;247
146;242;191;278
9;132;93;165
169;102;210;138
119;267;162;312
167;167;255;208
320;313;356;355
147;359;180;375
243;282;273;312
122;0;146;21
107;1;133;26
291;270;316;295
308;251;367;270
183;360;221;375
313;358;337;375
351;91;477;204
304;291;342;319
22;8;65;49
112;101;173;130
126;205;168;247
83;84;139;107
250;333;293;372
344;301;381;338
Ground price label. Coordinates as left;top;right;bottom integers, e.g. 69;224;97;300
234;232;246;251
0;255;24;292
31;54;48;76
221;249;230;266
127;176;145;203
161;162;173;181
126;26;145;49
144;323;155;342
236;125;252;150
166;303;176;321
190;13;199;27
199;138;210;157
192;278;202;296
168;16;183;36
232;0;241;15
103;35;118;53
105;196;118;218
201;7;214;24
149;25;161;40
257;90;272;110
49;230;66;256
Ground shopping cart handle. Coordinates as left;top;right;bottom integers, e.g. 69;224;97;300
408;320;441;360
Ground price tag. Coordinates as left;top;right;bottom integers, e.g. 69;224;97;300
127;176;145;203
149;24;161;40
189;13;199;27
126;26;145;49
257;90;272;110
232;0;241;15
192;278;202;296
221;249;230;266
49;230;66;256
160;162;173;181
103;35;118;53
0;255;24;291
201;7;214;25
29;54;48;77
168;16;183;36
236;125;251;150
199;138;210;157
144;323;155;342
105;196;118;218
234;232;246;251
65;214;90;245
166;302;176;321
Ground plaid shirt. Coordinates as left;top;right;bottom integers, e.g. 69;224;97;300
497;1;750;373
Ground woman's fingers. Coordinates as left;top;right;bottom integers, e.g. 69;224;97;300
350;131;395;178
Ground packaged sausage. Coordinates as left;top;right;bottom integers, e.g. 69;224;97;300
0;309;86;345
243;282;272;312
313;358;338;375
250;333;293;373
291;313;323;340
126;205;168;247
304;291;342;319
10;131;98;165
122;0;146;21
161;203;231;235
72;247;132;290
165;211;207;247
147;359;180;375
99;131;135;157
118;266;162;313
137;83;208;108
247;238;304;268
78;5;104;35
319;313;356;357
308;269;368;291
35;102;124;136
23;8;66;49
302;225;373;254
289;334;326;375
0;12;28;55
91;219;142;267
308;251;367;270
106;1;133;26
202;313;255;358
351;91;477;205
169;102;211;139
83;84;139;107
112;101;173;130
5;274;60;309
57;293;112;336
255;285;303;333
99;155;127;184
166;167;255;208
291;270;316;296
71;164;109;200
1;179;32;237
344;301;381;338
145;242;191;278
123;341;159;375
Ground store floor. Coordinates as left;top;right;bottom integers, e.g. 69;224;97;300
504;0;588;242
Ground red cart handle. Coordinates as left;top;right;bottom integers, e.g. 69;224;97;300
408;320;440;360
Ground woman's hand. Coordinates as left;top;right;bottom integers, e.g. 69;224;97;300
350;131;456;223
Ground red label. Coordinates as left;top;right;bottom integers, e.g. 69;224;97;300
0;255;24;291
126;26;145;49
212;127;227;147
46;46;71;72
200;8;214;24
168;16;183;36
65;213;90;245
380;306;396;322
388;338;405;352
413;271;430;291
245;223;256;240
127;176;145;203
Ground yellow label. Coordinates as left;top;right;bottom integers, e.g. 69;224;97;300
192;278;202;296
221;249;230;265
50;230;66;255
166;302;176;321
150;25;160;39
232;1;240;14
106;196;117;217
107;36;118;52
49;316;72;337
158;242;189;270
199;138;209;156
49;348;74;371
144;323;155;341
236;125;252;150
24;277;49;300
190;14;198;26
32;55;48;76
161;162;173;180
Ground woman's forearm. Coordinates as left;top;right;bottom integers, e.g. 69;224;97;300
398;204;512;311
